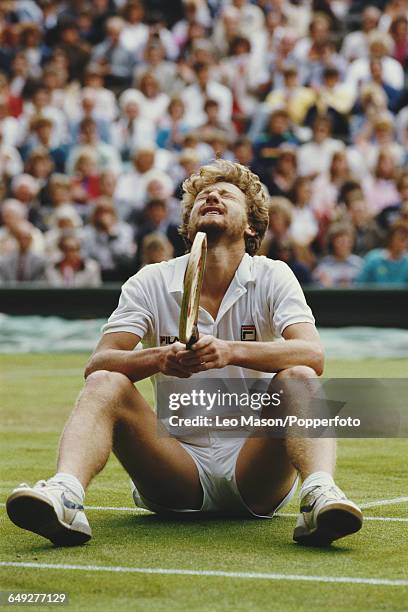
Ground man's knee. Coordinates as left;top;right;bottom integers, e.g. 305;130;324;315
84;370;138;410
275;365;317;381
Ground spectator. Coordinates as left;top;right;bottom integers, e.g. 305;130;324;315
44;204;83;262
289;177;319;248
341;6;381;62
263;65;315;128
297;116;344;179
133;40;177;95
113;90;156;161
56;20;91;82
293;12;333;65
68;88;112;145
362;149;400;213
219;36;268;131
0;220;46;283
259;196;293;260
311;150;352;221
232;137;254;170
274;238;313;285
21;115;68;173
120;1;149;59
0;198;44;255
0;124;23;179
346;31;405;94
156;96;191;151
137;71;170;127
196;98;237;142
304;67;355;140
253;110;298;180
20;85;68;148
82;197;136;281
81;66;118;122
353;113;404;173
389;15;408;67
0;94;20;147
70;149;101;210
114;146;173;219
265;146;298;199
133;198;185;270
91;16;135;93
25;148;54;189
376;171;408;232
313;223;363;287
141;231;174;266
67;117;122;176
99;170;118;202
46;233;101;287
182;62;233;129
358;220;408;284
11;173;46;231
341;182;383;255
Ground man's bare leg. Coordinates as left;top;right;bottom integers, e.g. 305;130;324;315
57;370;202;509
236;366;334;513
7;370;203;545
235;366;362;545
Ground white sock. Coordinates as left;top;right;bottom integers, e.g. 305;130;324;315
51;472;85;502
300;471;335;498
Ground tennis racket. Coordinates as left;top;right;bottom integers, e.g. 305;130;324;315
179;231;207;349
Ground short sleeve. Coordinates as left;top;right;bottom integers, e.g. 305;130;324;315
269;261;315;336
102;271;155;339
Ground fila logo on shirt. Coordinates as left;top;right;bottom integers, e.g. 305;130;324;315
160;335;179;346
241;325;256;341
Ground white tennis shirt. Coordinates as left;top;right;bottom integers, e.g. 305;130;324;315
103;252;315;377
103;253;315;442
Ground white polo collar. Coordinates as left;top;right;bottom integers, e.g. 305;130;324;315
168;252;255;294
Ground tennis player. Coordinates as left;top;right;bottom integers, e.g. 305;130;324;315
7;160;363;547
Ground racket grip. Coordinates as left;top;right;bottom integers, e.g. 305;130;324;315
187;324;199;349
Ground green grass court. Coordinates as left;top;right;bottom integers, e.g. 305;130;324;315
1;354;407;611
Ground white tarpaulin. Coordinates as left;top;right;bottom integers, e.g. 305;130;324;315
0;314;408;359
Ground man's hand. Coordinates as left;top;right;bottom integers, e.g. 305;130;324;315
159;342;194;378
177;335;231;372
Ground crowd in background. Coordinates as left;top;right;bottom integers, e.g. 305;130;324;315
0;0;407;288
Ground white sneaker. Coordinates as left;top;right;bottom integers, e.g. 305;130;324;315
6;479;91;546
293;482;363;546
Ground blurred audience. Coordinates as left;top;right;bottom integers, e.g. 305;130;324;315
0;0;406;286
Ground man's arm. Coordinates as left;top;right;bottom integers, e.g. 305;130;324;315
177;323;324;376
84;331;194;381
228;323;324;375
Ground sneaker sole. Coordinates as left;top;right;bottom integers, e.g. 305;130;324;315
293;502;363;547
6;491;91;547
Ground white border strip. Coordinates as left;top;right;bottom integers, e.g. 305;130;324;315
1;502;407;521
0;561;408;586
0;561;407;586
360;497;408;509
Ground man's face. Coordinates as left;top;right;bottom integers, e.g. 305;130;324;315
187;181;250;245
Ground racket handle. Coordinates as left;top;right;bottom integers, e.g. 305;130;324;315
187;324;199;349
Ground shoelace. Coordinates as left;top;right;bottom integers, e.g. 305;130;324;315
302;483;346;506
31;479;79;499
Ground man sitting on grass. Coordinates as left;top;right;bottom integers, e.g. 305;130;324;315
6;160;363;547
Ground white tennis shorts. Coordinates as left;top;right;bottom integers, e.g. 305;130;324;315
131;432;298;518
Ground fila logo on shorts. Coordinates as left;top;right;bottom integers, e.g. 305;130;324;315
160;335;179;346
241;325;256;341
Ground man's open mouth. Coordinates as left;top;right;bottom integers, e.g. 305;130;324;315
200;206;224;216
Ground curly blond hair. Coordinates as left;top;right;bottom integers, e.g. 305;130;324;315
180;159;269;255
